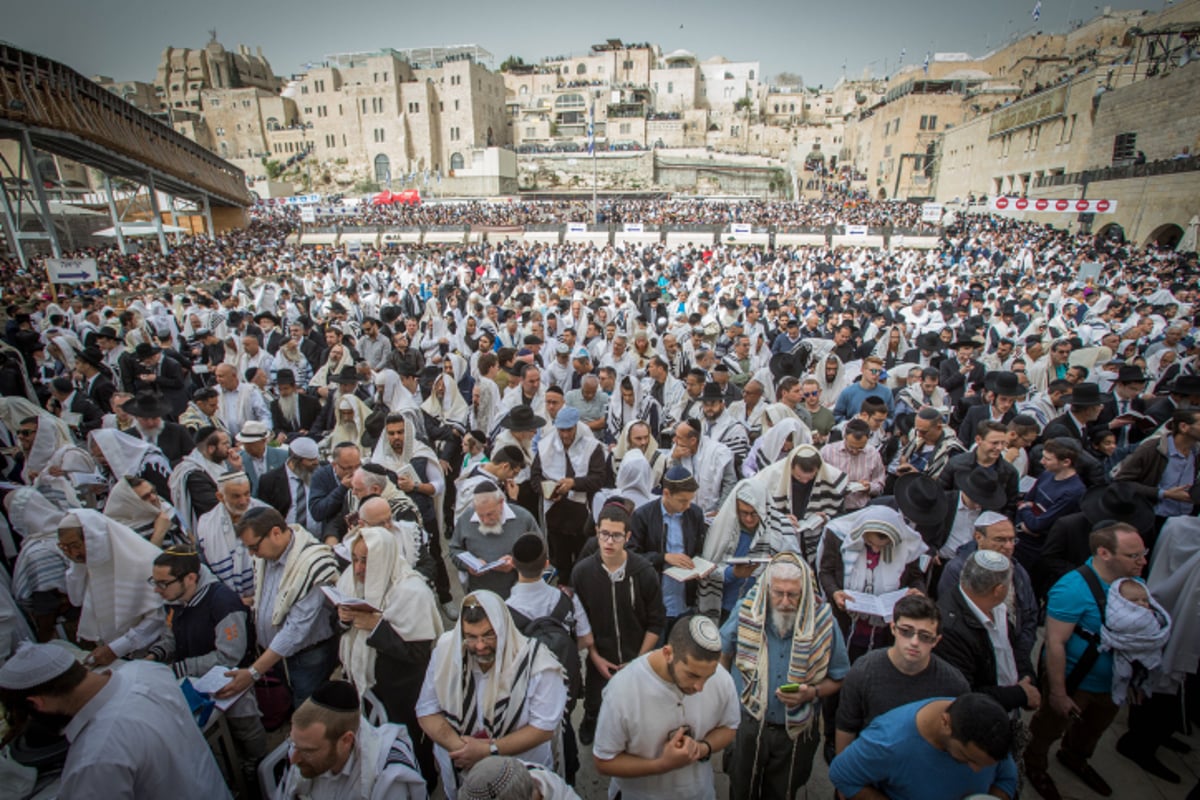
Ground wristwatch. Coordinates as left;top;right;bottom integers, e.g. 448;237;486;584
248;666;262;682
698;740;712;762
488;739;500;756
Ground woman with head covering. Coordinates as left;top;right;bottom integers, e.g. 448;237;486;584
5;488;73;641
817;505;927;657
337;525;444;788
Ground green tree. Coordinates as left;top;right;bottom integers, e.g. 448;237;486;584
261;158;283;180
499;55;526;72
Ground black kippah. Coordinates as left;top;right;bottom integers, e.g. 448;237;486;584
512;533;544;564
473;481;500;495
309;680;359;712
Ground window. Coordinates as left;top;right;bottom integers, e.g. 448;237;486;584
525;126;536;137
619;123;631;134
215;126;225;136
408;102;420;113
749;70;755;80
668;82;674;94
1113;132;1136;162
373;128;385;143
266;117;280;131
450;127;461;141
454;100;460;110
374;154;390;182
450;152;464;170
555;94;586;108
577;63;587;75
209;98;220;107
519;85;529;96
325;134;335;147
623;60;634;70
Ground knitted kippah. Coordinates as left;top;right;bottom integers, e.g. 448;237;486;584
458;756;535;800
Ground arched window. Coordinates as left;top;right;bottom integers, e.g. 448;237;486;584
265;117;280;131
450;152;465;170
576;63;587;75
519;85;529;95
749;70;755;80
374;153;390;183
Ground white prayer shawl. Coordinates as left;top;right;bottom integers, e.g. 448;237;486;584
337;526;443;696
325;394;371;450
430;590;564;741
1147;517;1200;694
675;437;734;517
310;349;356;391
810;354;850;407
536;424;600;510
7;488;70;601
822;506;925;619
745;417;811;478
89;428;172;488
492;429;535;484
0;399;71;485
103;476;180;539
610;419;663;482
196;500;266;598
217;384;264;436
254;525;339;627
421;375;469;432
592;448;655;520
471;377;502;436
1101;577;1172;705
168;449;229;533
374;369;408;413
67;510;163;644
501;384;546;419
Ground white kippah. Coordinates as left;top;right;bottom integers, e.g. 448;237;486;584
218;471;249;484
689;615;722;653
974;511;1009;529
58;512;81;529
972;550;1010;572
0;642;76;690
289;437;319;460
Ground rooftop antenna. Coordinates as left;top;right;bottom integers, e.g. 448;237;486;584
208;28;218;45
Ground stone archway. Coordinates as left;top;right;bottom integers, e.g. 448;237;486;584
1096;222;1125;243
1145;223;1184;249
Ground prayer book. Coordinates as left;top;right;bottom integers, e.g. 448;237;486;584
663;556;717;582
843;588;910;621
457;552;510;574
320;586;381;613
189;665;250;712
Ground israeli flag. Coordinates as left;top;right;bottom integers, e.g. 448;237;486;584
587;101;595;156
923;52;930;74
1032;0;1041;21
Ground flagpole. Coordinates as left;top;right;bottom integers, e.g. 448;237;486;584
589;99;598;225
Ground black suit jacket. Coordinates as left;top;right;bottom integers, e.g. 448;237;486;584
1097;395;1153;445
86;374;116;414
129;422;194;466
938;358;986;406
68;392;105;435
1041;413;1090;446
264;330;286;355
902;348;945;369
270;393;322;436
131;357;189;418
258;463;292;515
628;498;707;608
958;404;1015;445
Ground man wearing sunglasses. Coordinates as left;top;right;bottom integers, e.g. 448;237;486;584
834;594;969;757
146;547;268;787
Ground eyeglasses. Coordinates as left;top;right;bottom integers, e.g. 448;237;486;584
135;489;158;503
802;391;819;398
596;531;626;542
1117;549;1148;561
147;576;182;590
893;624;938;644
16;428;36;437
865;368;882;375
462;632;498;646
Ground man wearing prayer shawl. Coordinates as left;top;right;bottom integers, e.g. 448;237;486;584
56;510;165;666
719;553;850;799
336;526;444;789
416;591;566;800
196;471;268;601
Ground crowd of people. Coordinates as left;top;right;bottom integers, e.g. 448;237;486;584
256;195;930;230
0;197;1197;800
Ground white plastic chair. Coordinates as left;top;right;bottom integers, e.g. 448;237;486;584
257;739;290;800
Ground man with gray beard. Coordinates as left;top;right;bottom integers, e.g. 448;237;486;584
258;437;321;530
269;369;321;439
195;472;268;602
121;393;194;466
720;553;850;799
449;482;542;599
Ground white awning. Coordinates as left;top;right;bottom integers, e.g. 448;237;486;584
94;222;188;237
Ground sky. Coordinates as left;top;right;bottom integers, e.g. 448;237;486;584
6;0;1163;88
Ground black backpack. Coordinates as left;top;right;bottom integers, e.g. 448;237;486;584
509;590;582;702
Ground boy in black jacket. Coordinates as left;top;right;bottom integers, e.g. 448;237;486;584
571;503;666;746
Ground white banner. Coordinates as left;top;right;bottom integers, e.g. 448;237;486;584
46;258;98;284
920;203;943;223
567;222;588;233
989;196;1118;214
730;223;753;235
623;223;645;233
844;225;869;236
299;207;316;223
283;193;322;206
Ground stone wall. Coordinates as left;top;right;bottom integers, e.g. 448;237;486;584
516;151;654;192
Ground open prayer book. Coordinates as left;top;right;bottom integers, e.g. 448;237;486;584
189;664;249;712
457;553;510;574
663;556;717;582
843;588;910;621
320;586;381;613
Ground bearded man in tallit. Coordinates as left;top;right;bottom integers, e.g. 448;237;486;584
57;509;164;666
195;472;267;602
416;590;566;800
718;553;849;800
337;525;444;789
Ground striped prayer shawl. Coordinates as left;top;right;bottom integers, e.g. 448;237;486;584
733;556;834;740
255;526;340;627
444;640;545;740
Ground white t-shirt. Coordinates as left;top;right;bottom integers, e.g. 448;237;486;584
592;654;740;800
506;580;593;638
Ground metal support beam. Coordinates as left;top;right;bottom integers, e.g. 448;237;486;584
146;173;168;255
0;176;27;269
103;175;128;255
168;193;182;242
202;194;215;238
20;130;62;258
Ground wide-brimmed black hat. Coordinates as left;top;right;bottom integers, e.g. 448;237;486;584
1068;382;1108;407
254;311;280;326
121;392;172;418
94;325;119;341
950;338;983;350
986;370;1027;398
1114;365;1149;384
894;474;950;527
133;343;161;361
916;332;942;351
700;382;725;402
75;347;105;370
1080;481;1155;533
954;468;1007;512
334;365;359;384
1168;374;1200;396
500;405;545;432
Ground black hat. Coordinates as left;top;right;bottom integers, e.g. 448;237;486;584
1168;374;1200;396
954;468;1006;512
916;331;942;351
700;382;725;402
133;342;161;360
253;311;280;326
512;533;546;566
1068;382;1107;407
334;365;359;384
893;474;950;528
50;376;74;395
396;362;420;377
1079;481;1155;532
75;347;105;369
986;371;1027;398
276;368;296;386
95;325;119;341
1115;365;1149;384
950;337;983;350
309;680;359;712
500;405;546;432
121;392;173;418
